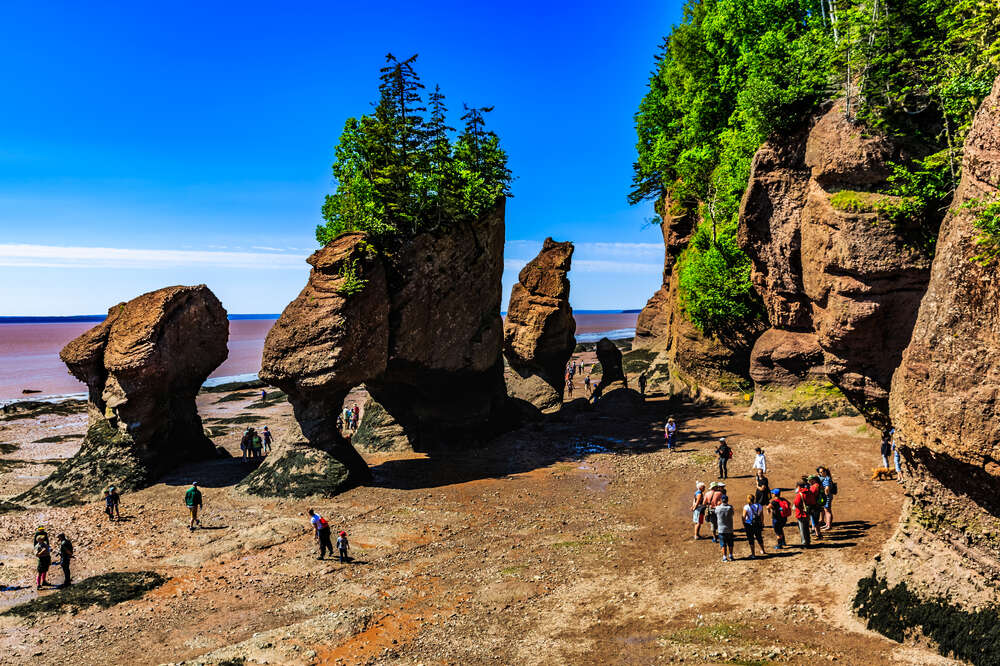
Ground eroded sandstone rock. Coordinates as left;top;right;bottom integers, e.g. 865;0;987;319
19;285;228;505
592;337;641;410
503;238;576;413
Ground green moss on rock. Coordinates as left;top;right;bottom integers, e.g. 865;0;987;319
748;381;857;421
238;447;354;498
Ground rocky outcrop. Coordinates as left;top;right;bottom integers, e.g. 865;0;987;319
633;198;758;397
242;203;507;496
503;238;576;413
739;103;937;425
352;398;411;453
19;285;228;505
592;337;641;410
862;76;1000;654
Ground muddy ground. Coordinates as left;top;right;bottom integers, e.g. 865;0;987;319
0;366;952;665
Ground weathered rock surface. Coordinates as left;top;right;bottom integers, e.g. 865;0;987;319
352;398;411;453
739;103;937;425
592;337;641;410
243;203;508;496
870;76;1000;642
633;198;758;398
19;285;228;505
503;238;576;413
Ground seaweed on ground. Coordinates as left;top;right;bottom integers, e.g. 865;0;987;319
200;380;266;394
214;391;257;404
33;434;82;444
0;442;18;454
208;414;266;425
1;400;87;421
2;571;167;618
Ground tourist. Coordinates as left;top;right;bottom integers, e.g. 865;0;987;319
34;531;51;589
817;466;836;529
715;438;732;479
891;430;903;479
185;482;203;531
705;481;724;543
104;485;121;521
261;389;268;404
753;475;771;505
308;509;334;560
793;482;812;547
352;404;360;429
251;430;263;459
690;481;707;539
240;428;251;461
584;375;591;396
807;475;824;539
57;533;74;588
714;495;735;562
665;417;677;451
752;447;767;478
337;530;350;563
566;375;574;397
769;489;789;549
880;430;892;469
638;373;647;397
742;494;767;559
262;426;272;455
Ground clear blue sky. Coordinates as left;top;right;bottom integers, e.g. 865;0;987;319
0;1;681;315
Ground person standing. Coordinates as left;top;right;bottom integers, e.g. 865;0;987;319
251;431;263;459
769;489;789;549
807;475;824;539
566;374;574;397
34;533;51;589
352;404;360;430
714;495;735;562
715;438;732;479
753;475;771;506
262;426;272;455
817;466;836;529
705;482;725;543
665;417;677;451
104;485;121;521
891;430;903;479
336;530;350;563
880;431;893;469
185;482;203;531
752;447;767;478
690;481;707;540
793;482;812;548
56;533;74;588
742;494;767;559
637;373;647;397
308;509;334;560
584;375;591;396
240;428;251;461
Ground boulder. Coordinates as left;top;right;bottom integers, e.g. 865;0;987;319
243;203;508;496
503;238;576;413
19;285;228;506
867;76;1000;645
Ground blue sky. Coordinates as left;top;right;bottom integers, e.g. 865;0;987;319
0;1;680;315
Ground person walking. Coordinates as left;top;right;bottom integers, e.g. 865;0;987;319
880;431;893;469
665;417;677;451
566;374;574;397
308;509;334;560
891;430;903;479
352;404;360;430
56;533;74;588
262;426;272;455
807;475;824;539
714;495;735;562
742;494;767;559
185;482;203;531
104;485;121;521
752;447;767;479
793;482;812;548
690;481;707;540
715;438;732;479
769;489;790;549
261;389;268;404
584;375;591;396
817;466;836;529
34;532;51;589
637;373;647;397
336;531;350;563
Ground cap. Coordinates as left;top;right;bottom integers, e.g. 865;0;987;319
771;488;781;495
719;437;726;443
191;481;198;486
720;495;729;502
339;531;347;537
709;482;719;489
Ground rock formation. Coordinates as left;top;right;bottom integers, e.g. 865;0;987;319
591;337;641;410
19;285;228;506
633;198;760;398
503;238;576;414
860;76;1000;653
739;102;936;424
242;203;507;496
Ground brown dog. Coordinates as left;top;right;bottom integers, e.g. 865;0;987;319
871;467;896;481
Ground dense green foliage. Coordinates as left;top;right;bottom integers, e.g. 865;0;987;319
633;0;999;334
970;196;1000;265
317;54;512;246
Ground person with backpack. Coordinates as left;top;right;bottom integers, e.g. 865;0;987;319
308;509;334;560
336;530;350;563
817;466;836;529
752;447;767;478
56;533;74;587
793;482;812;547
665;417;677;451
769;489;790;549
690;481;707;540
714;495;736;562
185;482;203;531
742;494;767;559
715;438;732;479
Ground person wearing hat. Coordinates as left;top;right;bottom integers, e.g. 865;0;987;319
715;438;732;479
184;482;203;531
768;489;790;549
664;417;677;451
33;529;51;589
336;530;350;563
690;481;707;539
704;482;724;543
104;485;121;521
714;494;735;562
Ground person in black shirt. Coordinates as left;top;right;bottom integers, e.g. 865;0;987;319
57;533;74;587
715;438;732;479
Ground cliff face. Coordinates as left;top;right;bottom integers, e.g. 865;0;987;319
19;285;229;506
633;198;757;397
864;76;1000;643
243;203;507;497
739;103;935;424
503;238;576;414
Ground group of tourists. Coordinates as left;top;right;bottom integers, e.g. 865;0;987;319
338;404;360;431
240;426;271;460
689;438;838;561
103;485;121;521
32;527;73;590
566;361;586;397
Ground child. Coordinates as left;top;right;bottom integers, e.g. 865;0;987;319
336;530;350;563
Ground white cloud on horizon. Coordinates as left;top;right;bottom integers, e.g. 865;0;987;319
0;244;309;270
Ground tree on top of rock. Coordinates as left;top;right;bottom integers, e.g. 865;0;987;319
317;54;513;246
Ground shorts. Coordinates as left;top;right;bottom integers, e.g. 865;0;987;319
824;497;833;510
718;532;734;548
693;508;705;525
706;511;718;527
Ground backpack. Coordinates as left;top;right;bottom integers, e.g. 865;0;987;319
830;481;838;495
750;503;764;527
776;498;791;518
725;447;733;459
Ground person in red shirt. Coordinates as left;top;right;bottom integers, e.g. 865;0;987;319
807;475;824;539
793;482;812;547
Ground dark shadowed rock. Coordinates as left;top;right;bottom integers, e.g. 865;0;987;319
19;285;228;506
503;238;576;413
592;337;641;410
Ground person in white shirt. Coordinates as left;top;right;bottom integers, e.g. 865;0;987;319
752;447;767;478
